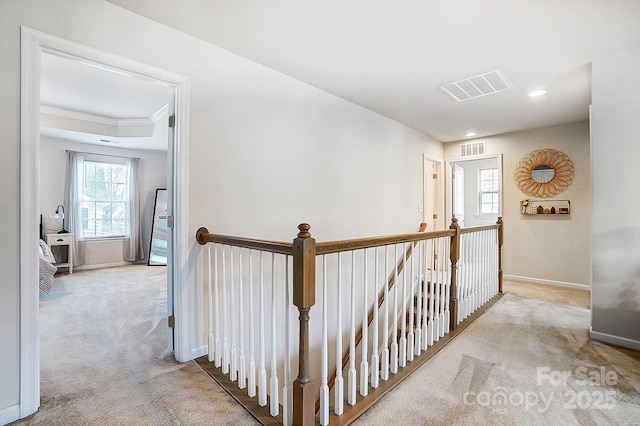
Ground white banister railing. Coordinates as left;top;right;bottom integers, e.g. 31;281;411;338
197;218;503;425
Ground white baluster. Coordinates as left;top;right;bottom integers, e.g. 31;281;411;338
258;252;267;407
390;244;399;374
427;238;435;347
407;244;415;362
283;256;292;426
238;249;246;388
399;243;407;368
360;249;369;396
432;239;441;342
421;240;429;351
207;245;214;362
415;240;423;356
248;250;256;398
348;251;357;405
439;238;446;337
222;248;230;374
335;253;344;415
214;245;222;367
444;236;451;334
270;253;279;416
230;248;237;381
370;247;380;389
320;256;329;425
381;246;390;381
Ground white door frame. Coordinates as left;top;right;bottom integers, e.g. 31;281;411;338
445;154;503;226
20;27;191;418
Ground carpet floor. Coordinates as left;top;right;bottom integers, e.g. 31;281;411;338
353;282;640;425
13;265;257;426
11;270;640;425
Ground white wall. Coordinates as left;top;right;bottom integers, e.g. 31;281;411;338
39;137;168;268
590;47;640;349
444;121;591;288
0;0;442;419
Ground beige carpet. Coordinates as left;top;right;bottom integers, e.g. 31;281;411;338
13;265;257;426
353;283;640;425
12;270;640;425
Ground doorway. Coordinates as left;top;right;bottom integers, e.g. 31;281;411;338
20;27;190;418
446;154;503;228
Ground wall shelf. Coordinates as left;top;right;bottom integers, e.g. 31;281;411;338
521;199;570;216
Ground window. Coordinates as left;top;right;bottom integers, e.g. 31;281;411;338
478;168;499;215
79;158;129;239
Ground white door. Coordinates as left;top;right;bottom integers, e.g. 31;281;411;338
423;157;442;230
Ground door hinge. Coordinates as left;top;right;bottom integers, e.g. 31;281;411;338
167;215;175;229
168;114;176;128
433;213;438;219
168;315;175;328
433;173;437;179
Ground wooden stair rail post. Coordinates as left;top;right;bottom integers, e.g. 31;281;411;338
497;217;504;294
292;223;316;426
448;218;460;331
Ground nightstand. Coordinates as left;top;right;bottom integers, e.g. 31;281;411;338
46;233;73;274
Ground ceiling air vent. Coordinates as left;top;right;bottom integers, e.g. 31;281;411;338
441;69;512;102
460;141;486;157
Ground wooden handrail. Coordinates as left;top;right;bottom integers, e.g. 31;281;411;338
316;229;454;254
459;223;500;234
196;218;503;425
315;223;428;414
196;227;294;255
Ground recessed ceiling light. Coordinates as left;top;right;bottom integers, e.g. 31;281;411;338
465;132;477;137
529;89;547;98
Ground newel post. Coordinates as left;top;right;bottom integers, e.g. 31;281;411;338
292;223;316;426
449;218;460;330
497;217;504;294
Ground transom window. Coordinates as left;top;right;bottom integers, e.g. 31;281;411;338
478;168;499;215
79;160;128;238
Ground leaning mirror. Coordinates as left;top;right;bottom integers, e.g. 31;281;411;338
514;149;574;198
148;188;168;266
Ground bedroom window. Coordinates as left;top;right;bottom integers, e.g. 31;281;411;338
478;168;499;215
78;158;129;239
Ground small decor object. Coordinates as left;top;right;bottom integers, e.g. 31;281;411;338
544;208;550;214
521;199;530;214
514;149;574;198
537;205;544;214
559;207;569;214
550;206;556;214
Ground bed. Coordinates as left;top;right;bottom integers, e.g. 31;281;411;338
39;230;57;294
39;239;57;293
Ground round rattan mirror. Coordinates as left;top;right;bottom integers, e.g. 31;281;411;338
514;149;574;198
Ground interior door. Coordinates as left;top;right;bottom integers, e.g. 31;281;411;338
423;157;441;230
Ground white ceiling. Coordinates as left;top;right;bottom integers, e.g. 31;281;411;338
43;1;640;147
40;52;171;151
104;0;640;142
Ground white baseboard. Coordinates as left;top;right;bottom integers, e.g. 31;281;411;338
0;404;20;426
590;328;640;351
191;345;208;360
74;261;134;271
504;274;590;291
